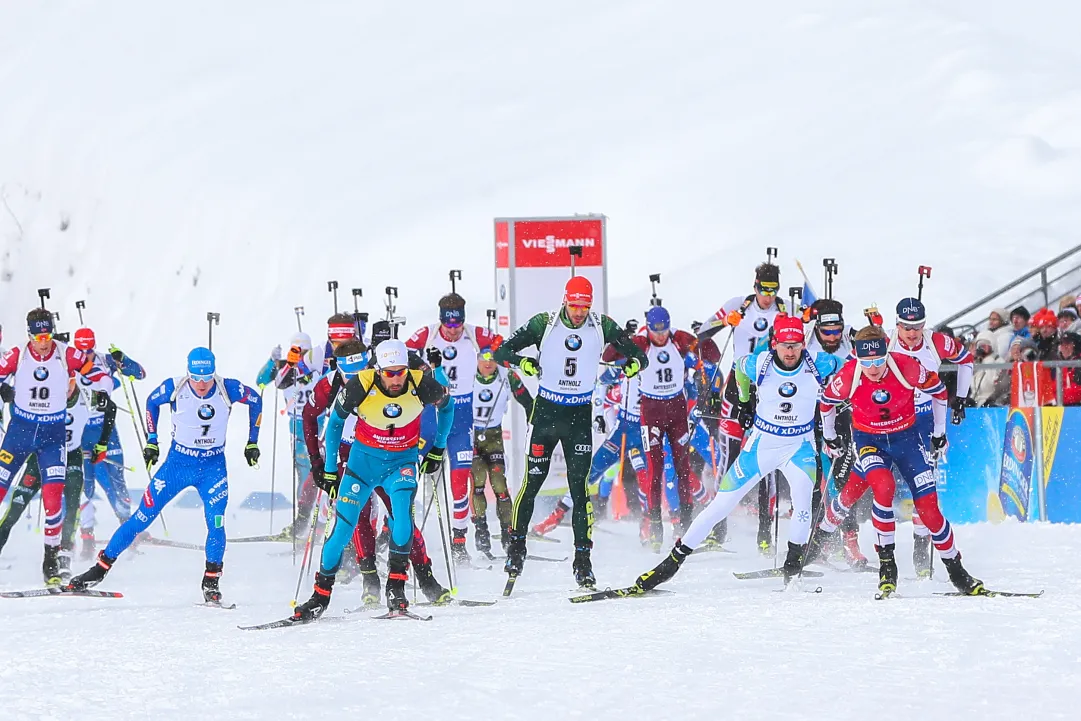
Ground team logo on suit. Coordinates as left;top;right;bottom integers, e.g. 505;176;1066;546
753;318;769;332
657;351;670;363
778;382;797;398
479;389;493;402
383;403;403;418
565;334;583;351
198;404;216;420
34;366;49;381
443;346;458;360
872;389;891;404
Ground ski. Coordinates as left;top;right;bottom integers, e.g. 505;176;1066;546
1;587;124;599
226;535;289;544
344;601;383;614
502;575;518;597
483;552;568;564
874;587;898;600
141;537;205;551
774;586;824;594
195;601;237;610
733;568;823;580
372;609;432;621
497;532;560;545
416;598;497;608
568;586;674;603
934;589;1044;599
238;614;314;631
696;545;736;554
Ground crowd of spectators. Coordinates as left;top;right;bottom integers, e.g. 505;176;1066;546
964;298;1081;407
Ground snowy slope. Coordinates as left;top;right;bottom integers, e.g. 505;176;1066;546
1;512;1072;721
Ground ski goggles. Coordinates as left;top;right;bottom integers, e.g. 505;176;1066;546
897;321;926;332
379;367;408;378
29;332;53;343
755;281;779;296
188;371;215;382
858;357;887;368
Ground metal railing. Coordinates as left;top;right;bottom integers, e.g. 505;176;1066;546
936;242;1081;336
940;359;1081;408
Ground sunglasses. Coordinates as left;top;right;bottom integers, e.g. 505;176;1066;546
858;357;887;368
442;319;463;329
380;367;408;378
30;332;53;343
566;303;591;312
755;284;778;296
898;322;925;332
189;373;214;383
818;327;843;337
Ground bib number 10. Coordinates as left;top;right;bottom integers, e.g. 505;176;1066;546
30;387;50;400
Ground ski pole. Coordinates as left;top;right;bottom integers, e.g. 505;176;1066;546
270;387;279;535
119;375;169;537
291;403;299;565
431;461;457;591
291;490;324;605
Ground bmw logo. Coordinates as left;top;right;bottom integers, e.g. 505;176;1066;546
872;389;891;405
384;403;403;418
198;404;216;420
443;346;458;360
80;375;92;386
658;351;670;363
33;366;49;381
479;389;493;402
779;402;793;413
565;334;583;351
66;412;74;425
754;318;769;332
778;382;797;398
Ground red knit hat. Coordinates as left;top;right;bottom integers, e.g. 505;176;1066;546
564;276;593;306
74;327;96;351
1032;308;1057;329
772;314;805;344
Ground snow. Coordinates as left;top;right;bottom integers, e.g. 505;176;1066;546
1;509;1073;720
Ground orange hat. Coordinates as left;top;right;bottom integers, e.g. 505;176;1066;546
773;314;805;344
564;276;593;306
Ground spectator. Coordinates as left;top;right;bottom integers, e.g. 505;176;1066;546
988;307;1012;359
1057;307;1081;334
971;330;1003;407
1056;332;1081;406
1031;308;1059;360
1010;306;1032;343
1059;294;1077;312
986;337;1039;407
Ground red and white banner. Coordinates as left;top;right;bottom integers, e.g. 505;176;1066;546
494;216;609;491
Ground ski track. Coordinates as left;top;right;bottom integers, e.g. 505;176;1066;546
0;511;1075;721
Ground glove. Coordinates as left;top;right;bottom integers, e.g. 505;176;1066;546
315;468;340;495
0;384;13;404
91;443;108;464
625;319;639;334
519;358;539;377
490;334;504;351
271;345;282;362
592;416;607;434
624;357;642;379
725;310;743;327
419;446;445;475
286;346;302;365
950;396;971;425
426;347;443;368
736;400;754;431
244;443;260;467
690;320;703;335
143;443;160;467
823;435;846;459
931;434;948;460
91;390;110;411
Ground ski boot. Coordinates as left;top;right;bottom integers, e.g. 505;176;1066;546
499;523;512;554
639;516;651;547
676;503;695;538
293;572;334;621
572;544;596;589
701;519;728;549
912;533;932;579
876;543;898;598
636;541;692;591
271;515;309;542
202;562;223;603
335;551;361;585
781;542;804;586
504;530;526;577
757;527;774;556
942;555;985;595
42;545;63;587
79;530;96;561
58;549;73;583
801;528;834;568
375;522;390;555
67;551;116;591
532;500;569;536
358;556;380;606
842;530;868;570
385;555;410;612
473;515;492;556
451;528;471;566
414;559;452;604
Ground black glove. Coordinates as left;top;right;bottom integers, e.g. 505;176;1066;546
931;434;948;460
91;390;110;411
592;415;606;434
419;446;445;475
0;384;13;404
736;400;754;431
823;435;846;459
244;443;260;467
110;348;125;364
426;347;443;368
950;396;971;425
143;443;160;467
315;468;340;495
